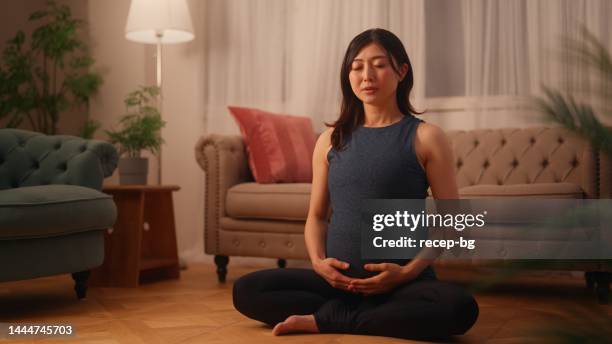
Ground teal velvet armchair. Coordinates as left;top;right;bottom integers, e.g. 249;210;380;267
0;129;118;299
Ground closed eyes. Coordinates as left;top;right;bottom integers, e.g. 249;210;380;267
351;64;386;71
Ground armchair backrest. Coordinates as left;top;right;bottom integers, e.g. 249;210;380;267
0;129;118;191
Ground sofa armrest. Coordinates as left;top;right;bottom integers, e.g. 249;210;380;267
195;134;252;254
38;136;118;190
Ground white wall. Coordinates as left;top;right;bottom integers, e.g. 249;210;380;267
422;96;548;130
88;0;209;263
158;0;208;262
88;0;147;146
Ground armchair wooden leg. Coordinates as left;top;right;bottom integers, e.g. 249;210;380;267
594;272;610;305
277;259;286;268
72;270;91;300
215;255;229;283
585;271;596;290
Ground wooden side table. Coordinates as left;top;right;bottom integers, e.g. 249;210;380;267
90;185;181;287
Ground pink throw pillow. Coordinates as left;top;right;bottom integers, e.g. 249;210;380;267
228;106;316;183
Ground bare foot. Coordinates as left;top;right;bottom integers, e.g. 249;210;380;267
272;315;319;336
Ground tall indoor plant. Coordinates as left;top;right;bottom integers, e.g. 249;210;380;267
479;26;612;342
0;1;102;137
106;86;165;185
535;26;612;305
535;26;612;156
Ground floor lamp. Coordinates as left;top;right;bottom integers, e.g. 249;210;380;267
125;0;194;185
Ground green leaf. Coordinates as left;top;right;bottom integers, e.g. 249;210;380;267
142;85;160;97
10;31;26;47
79;119;100;139
107;87;165;157
536;87;612;157
70;56;94;69
141;105;160;117
124;94;141;107
28;10;48;21
1;0;103;134
64;73;102;103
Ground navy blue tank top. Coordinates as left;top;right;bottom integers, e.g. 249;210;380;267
326;114;435;279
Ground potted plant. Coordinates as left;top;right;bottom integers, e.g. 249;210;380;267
0;1;103;137
535;26;612;157
106;85;165;185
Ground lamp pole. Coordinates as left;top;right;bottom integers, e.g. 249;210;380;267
156;33;163;185
125;0;194;186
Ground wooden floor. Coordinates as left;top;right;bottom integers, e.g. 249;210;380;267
1;263;610;343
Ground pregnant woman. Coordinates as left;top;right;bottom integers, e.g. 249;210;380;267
232;28;479;341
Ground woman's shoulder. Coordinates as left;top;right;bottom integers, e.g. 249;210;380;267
415;121;448;145
414;120;452;159
314;127;334;163
319;127;334;140
316;127;334;149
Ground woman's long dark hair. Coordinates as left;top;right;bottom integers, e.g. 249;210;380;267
327;28;424;150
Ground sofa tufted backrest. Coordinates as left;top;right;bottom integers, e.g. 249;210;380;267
446;127;598;197
0;129;118;191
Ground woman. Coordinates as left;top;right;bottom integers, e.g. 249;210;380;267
232;28;479;340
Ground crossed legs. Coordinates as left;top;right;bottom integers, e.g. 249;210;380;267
232;268;479;340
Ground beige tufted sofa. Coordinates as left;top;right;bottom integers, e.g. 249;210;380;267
195;127;611;302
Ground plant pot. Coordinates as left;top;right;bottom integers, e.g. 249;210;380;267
118;157;149;185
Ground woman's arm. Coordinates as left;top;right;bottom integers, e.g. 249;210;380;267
400;122;459;278
306;128;355;290
416;122;459;200
305;128;333;265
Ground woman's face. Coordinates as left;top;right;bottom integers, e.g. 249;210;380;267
348;43;407;107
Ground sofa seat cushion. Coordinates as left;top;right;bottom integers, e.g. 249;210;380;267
459;182;584;198
457;182;586;228
0;185;116;240
226;182;311;221
460;224;595;241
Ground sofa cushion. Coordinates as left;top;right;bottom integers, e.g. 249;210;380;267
459;224;595;241
459;182;584;198
457;183;585;226
0;184;116;240
226;182;311;221
228;106;316;183
227;182;584;222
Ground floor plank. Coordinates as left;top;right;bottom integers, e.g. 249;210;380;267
1;264;610;343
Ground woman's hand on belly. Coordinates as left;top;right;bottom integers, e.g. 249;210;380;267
348;263;417;296
312;258;358;292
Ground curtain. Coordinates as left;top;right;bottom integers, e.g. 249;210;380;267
463;0;612;97
202;0;426;134
461;0;612;127
526;0;612;98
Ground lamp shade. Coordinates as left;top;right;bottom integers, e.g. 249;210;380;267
125;0;194;44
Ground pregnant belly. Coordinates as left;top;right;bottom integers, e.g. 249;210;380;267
326;242;374;278
326;219;409;279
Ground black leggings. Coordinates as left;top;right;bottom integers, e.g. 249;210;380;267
232;268;479;340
